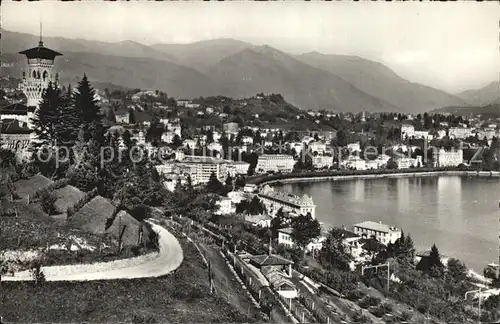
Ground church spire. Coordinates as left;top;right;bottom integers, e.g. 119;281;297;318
38;20;43;47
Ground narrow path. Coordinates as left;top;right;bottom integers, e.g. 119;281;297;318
2;222;183;281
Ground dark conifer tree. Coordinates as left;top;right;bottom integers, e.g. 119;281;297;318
72;74;104;142
31;82;63;148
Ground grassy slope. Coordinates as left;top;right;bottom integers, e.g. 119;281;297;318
0;230;252;323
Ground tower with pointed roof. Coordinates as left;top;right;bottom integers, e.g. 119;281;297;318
18;23;62;124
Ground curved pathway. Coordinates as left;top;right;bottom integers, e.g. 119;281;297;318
2;221;183;281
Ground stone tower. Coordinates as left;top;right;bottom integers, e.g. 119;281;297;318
18;24;62;125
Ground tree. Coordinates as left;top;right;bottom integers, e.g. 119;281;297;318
417;243;444;277
319;227;352;271
31;82;64;148
40;189;57;215
73;75;104;142
386;158;398;169
128;108;136;124
446;258;467;282
290;213;321;250
206;172;225;194
270;207;286;238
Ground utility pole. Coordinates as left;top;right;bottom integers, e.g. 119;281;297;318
465;288;486;323
362;261;391;291
208;258;214;295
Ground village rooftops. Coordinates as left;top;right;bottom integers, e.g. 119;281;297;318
259;185;315;207
353;221;401;234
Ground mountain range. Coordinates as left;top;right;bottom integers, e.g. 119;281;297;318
2;29;497;113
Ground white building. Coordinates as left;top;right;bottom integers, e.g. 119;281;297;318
413;130;432;140
258;185;316;219
344;156;366;170
231;161;250;175
245;214;272;228
312;155;333;169
256;154;296;173
347;142;361;154
161;131;176;144
242;136;254;145
436;148;463;167
395;157;419;169
401;124;415;139
449;127;473;139
308;141;327;155
207;142;223;153
243;183;258;193
353;221;402;245
215;196;235;215
278;227;326;252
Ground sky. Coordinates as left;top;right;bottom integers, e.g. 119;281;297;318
3;1;499;94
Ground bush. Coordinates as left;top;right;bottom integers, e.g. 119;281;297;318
345;289;364;301
352;310;371;323
40;190;57;215
30;263;46;285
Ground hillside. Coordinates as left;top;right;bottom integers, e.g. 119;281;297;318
208;46;400;113
456;81;500;106
296;52;468;112
151;38;252;72
50;52;219;97
431;104;500;117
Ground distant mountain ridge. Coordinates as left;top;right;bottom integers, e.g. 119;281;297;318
456;81;500;106
1;29;477;113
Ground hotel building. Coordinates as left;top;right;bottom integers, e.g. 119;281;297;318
353;221;402;245
256;154;296;173
258;185;316;219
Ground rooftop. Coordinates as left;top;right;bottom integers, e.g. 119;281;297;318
19;41;63;60
0;103;33;115
353;221;400;233
248;254;294;266
259;185;315;207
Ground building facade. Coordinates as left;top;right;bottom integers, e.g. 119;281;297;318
353;221;402;245
258;185;316;219
436;148;463;167
256;154;296;173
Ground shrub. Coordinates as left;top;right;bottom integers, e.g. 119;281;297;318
370;305;386;318
345;289;364;301
400;310;413;322
30;263;46;285
359;295;380;309
352;310;371;323
40;190;57;215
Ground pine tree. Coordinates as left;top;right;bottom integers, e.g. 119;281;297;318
56;89;81;148
73;75;104;142
31;82;64;148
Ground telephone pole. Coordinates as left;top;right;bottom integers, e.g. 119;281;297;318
362;262;391;291
465;288;486;323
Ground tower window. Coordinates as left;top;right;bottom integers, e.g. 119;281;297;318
42;70;48;81
32;70;37;79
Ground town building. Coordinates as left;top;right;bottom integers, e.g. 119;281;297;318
353;221;402;245
256;154;295;173
436;148;463;167
343;156;367;170
245;214;272;228
215;196;235;215
258;185;316;219
401;124;415;139
347;142;361;153
223;122;239;135
244;183;258;193
308;141;327;155
395;157;420;169
449;127;473;139
277;227;326;252
312;155;333;169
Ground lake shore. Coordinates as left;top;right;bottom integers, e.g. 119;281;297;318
259;170;500;185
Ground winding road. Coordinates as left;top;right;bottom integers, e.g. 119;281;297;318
2;222;183;281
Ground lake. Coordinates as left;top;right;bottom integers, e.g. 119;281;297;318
274;175;500;272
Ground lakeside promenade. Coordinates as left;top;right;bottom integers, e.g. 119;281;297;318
248;169;500;186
